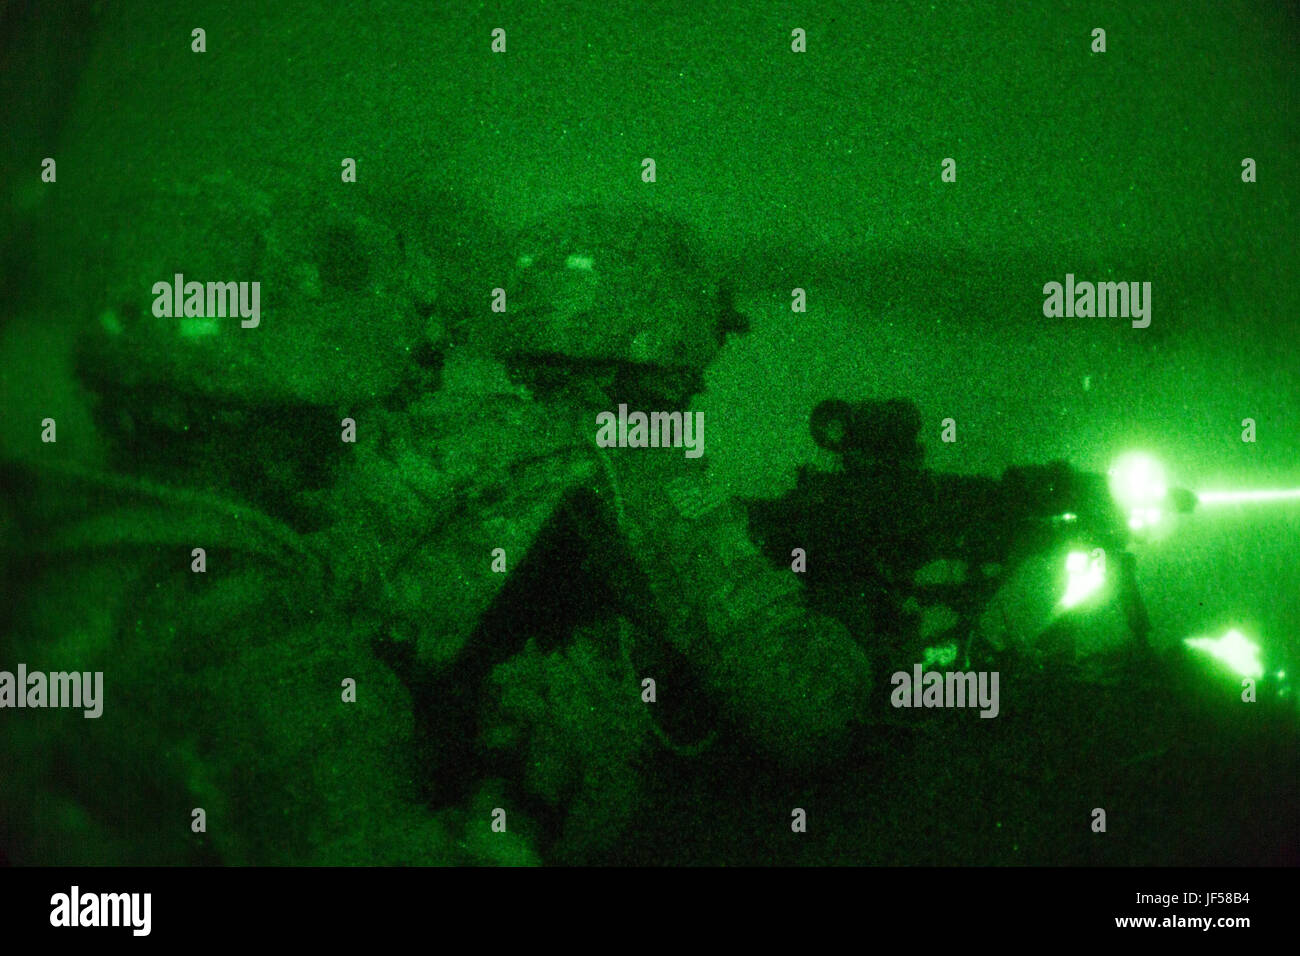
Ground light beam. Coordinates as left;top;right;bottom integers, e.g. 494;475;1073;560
1195;488;1300;506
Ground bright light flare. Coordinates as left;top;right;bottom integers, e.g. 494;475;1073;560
1183;628;1264;679
1127;507;1163;531
1060;550;1106;609
1109;452;1168;530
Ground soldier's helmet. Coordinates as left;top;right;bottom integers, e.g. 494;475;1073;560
75;169;452;412
66;169;483;521
460;202;747;372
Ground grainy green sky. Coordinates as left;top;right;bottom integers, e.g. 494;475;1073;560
4;0;1298;652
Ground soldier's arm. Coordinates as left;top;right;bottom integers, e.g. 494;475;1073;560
600;449;873;769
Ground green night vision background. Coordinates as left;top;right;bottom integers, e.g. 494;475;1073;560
0;0;1297;865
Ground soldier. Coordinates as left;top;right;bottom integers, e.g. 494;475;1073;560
3;188;873;864
2;171;492;865
331;202;876;779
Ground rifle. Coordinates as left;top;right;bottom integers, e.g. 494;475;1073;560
746;399;1198;668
